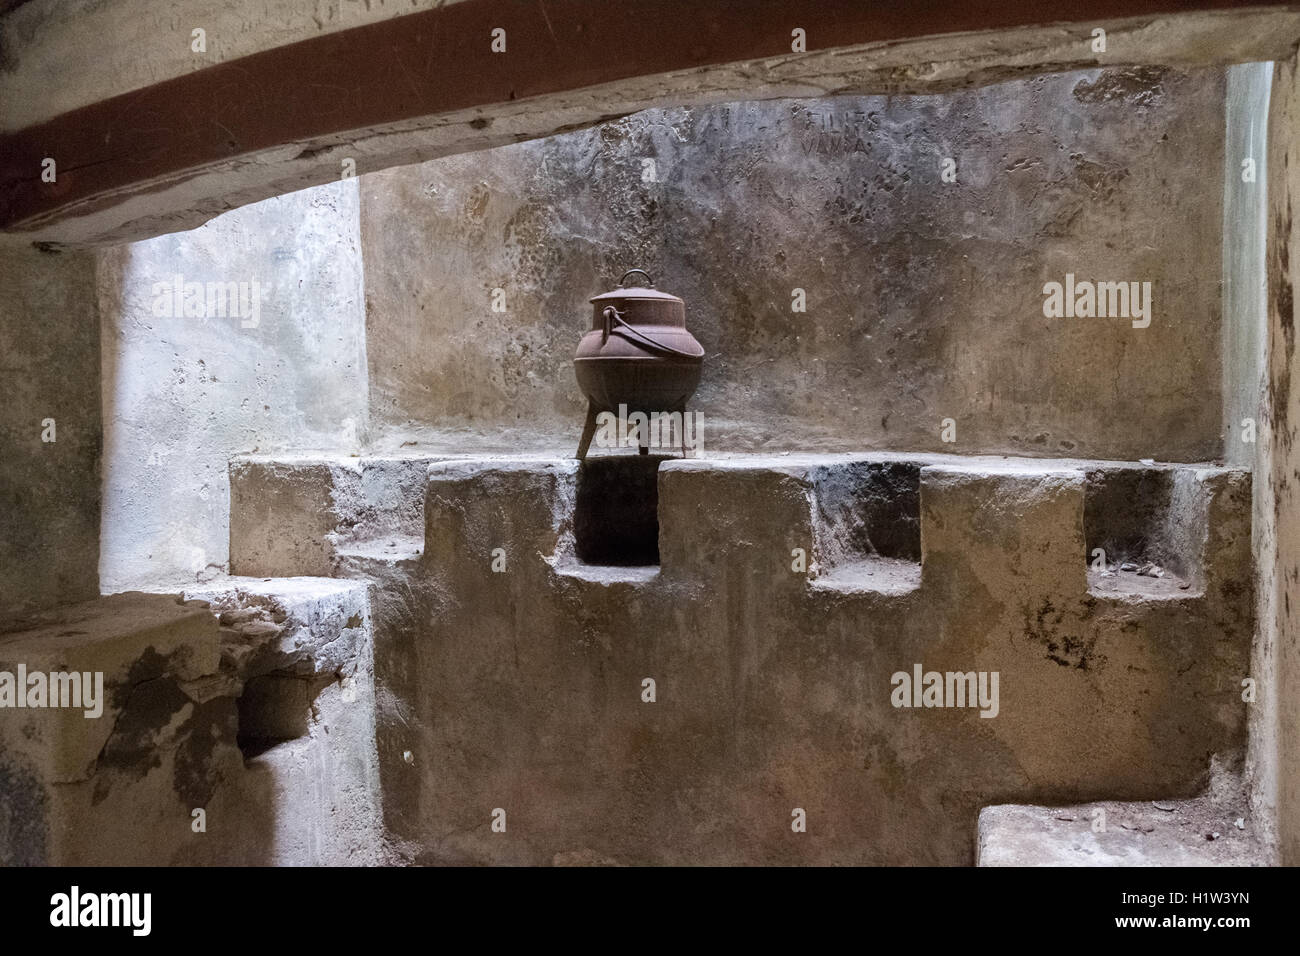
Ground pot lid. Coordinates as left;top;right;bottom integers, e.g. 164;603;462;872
589;268;683;304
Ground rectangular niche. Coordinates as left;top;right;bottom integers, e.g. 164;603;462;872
811;461;922;594
237;673;333;760
574;456;669;567
1084;466;1206;597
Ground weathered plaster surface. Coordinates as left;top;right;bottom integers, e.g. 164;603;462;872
0;582;383;866
1256;51;1300;865
364;69;1227;461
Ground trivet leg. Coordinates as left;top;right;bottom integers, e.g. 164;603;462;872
575;402;599;460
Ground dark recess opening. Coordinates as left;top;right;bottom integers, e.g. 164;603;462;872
1080;465;1221;599
574;455;666;566
1084;467;1169;566
236;673;332;759
815;461;922;563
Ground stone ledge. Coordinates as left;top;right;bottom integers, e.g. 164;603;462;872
977;797;1269;866
233;454;1251;611
810;557;922;596
183;576;371;681
550;562;662;586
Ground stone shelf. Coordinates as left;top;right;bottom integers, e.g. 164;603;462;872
1087;567;1202;601
811;557;922;596
552;562;661;586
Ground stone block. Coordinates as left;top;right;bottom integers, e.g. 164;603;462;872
0;592;218;787
920;464;1087;598
0;580;381;866
424;459;577;584
658;458;815;593
230;455;435;577
230;458;355;577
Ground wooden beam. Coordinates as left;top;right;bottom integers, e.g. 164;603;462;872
1;0;1293;244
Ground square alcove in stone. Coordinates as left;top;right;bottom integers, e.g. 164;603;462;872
574;455;670;567
810;460;923;594
1084;466;1206;597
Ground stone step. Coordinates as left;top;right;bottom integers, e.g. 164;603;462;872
977;796;1269;866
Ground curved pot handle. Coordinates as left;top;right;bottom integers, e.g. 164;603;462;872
601;305;703;359
618;268;654;288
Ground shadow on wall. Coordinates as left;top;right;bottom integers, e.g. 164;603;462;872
0;244;102;624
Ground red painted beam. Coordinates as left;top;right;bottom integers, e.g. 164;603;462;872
0;0;1280;235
